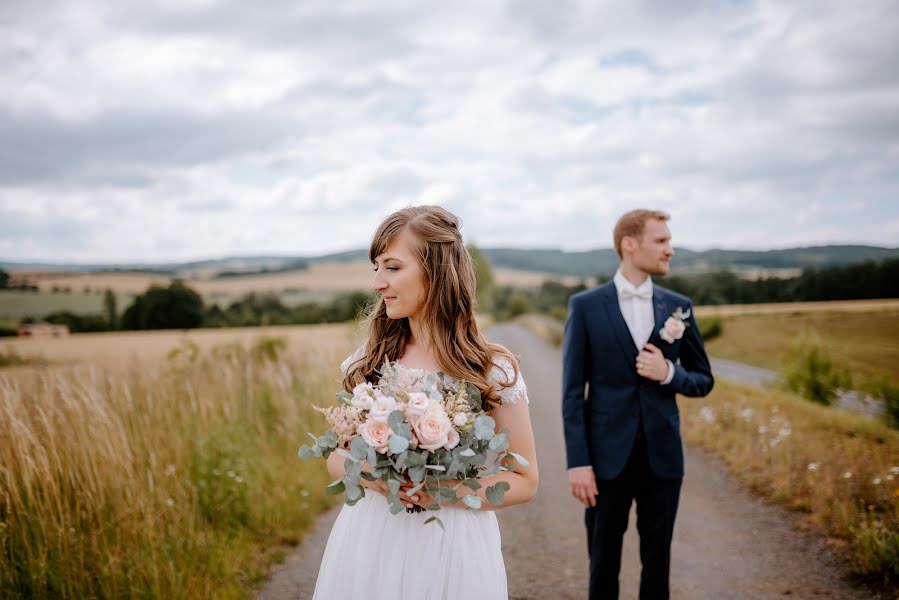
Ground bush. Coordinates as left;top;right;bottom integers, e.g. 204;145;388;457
696;316;723;341
863;376;899;429
780;333;852;405
121;280;204;330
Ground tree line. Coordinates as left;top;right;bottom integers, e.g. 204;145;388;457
10;256;898;333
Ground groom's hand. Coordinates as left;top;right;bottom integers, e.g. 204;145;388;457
569;468;598;507
636;343;668;382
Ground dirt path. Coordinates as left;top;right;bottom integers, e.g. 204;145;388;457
257;324;877;599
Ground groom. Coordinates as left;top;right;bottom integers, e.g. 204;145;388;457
562;209;714;599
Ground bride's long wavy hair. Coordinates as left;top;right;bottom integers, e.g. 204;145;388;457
343;205;518;409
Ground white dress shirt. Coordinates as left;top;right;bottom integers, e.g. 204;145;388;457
613;269;675;385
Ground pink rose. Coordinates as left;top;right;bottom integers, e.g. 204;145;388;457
660;316;686;343
412;407;453;451
358;420;392;453
406;392;430;418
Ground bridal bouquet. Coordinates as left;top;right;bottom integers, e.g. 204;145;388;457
298;359;528;525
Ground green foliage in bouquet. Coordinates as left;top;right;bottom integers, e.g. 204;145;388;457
299;363;529;527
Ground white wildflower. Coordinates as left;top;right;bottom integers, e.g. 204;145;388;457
873;478;882;485
227;470;236;478
758;425;768;434
166;498;174;507
739;408;754;422
164;464;176;477
699;406;715;423
842;471;852;479
890;466;899;475
807;462;820;471
300;489;310;497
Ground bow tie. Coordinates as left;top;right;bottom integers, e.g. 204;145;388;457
619;287;652;300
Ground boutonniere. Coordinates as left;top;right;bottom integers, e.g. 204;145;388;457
659;306;691;343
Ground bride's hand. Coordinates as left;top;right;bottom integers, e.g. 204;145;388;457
400;479;461;508
365;479;419;509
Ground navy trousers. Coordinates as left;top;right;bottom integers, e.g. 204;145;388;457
585;432;682;600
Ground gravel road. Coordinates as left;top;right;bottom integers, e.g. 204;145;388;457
257;324;878;599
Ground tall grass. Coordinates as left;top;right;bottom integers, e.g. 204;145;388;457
683;381;899;591
0;335;348;599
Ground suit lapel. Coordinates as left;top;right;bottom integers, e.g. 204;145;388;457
602;283;639;357
649;288;669;347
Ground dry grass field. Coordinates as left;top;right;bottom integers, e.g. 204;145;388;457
703;304;899;384
681;380;899;588
1;323;357;371
0;324;359;598
18;262;580;296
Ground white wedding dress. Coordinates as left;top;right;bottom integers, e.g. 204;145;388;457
311;353;529;600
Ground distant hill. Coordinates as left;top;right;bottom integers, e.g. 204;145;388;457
3;245;897;279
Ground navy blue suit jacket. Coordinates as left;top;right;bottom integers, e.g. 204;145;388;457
562;281;714;480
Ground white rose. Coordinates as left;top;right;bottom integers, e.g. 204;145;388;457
351;383;375;410
405;392;430;418
660;316;686;343
453;413;468;427
368;392;398;423
412;407;453;451
445;427;460;450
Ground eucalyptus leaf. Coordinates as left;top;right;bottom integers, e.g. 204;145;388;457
485;484;503;506
367;446;378;467
459;448;476;457
388;410;407;431
387;479;401;497
423;515;445;529
462;479;482;490
507;452;530;467
462;494;482;510
408;466;426;483
325;479;346;497
389;435;410;454
336;448;356;462
345;482;363;502
298;445;314;460
425;464;446;472
474;415;496;440
345;459;362;482
337;390;353;402
350;436;369;460
488;432;509;452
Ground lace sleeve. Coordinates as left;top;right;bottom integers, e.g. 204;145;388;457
489;356;529;405
340;345;366;375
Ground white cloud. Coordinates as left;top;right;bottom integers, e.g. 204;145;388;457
1;0;897;262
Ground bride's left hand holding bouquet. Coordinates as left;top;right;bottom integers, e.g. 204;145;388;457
299;359;528;526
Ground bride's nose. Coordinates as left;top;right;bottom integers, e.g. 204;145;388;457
372;270;388;292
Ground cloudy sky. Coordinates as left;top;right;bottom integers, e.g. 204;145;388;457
2;0;898;263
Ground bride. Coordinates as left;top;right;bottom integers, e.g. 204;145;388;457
312;205;539;599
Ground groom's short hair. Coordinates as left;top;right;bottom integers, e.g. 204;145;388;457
614;209;670;258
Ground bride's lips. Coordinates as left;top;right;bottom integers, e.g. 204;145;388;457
384;295;397;304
